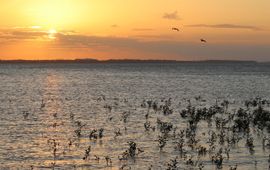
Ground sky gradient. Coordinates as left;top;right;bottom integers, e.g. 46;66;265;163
0;0;270;61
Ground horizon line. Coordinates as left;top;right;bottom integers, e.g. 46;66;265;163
0;58;263;64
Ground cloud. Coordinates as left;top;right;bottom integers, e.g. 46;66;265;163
111;24;118;28
0;27;269;61
132;28;155;31
56;34;139;48
163;11;181;20
11;31;48;38
187;24;261;31
0;27;50;40
133;34;174;40
0;27;77;41
54;33;270;61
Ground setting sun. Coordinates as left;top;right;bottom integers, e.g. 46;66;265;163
48;29;57;39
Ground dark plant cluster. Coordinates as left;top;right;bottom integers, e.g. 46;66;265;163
26;96;270;169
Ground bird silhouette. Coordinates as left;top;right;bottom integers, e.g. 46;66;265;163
172;27;180;31
200;39;207;43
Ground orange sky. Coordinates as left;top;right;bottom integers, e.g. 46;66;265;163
0;0;270;61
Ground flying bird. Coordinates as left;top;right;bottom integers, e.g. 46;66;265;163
200;39;207;43
172;27;180;31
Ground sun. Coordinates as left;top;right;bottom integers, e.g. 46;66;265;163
48;29;57;39
48;29;57;34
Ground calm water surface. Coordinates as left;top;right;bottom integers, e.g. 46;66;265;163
0;62;270;169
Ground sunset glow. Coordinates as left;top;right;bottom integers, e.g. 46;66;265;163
0;0;270;61
48;29;57;39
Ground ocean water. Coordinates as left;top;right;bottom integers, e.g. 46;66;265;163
0;62;270;170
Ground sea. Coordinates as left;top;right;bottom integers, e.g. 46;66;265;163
0;62;270;169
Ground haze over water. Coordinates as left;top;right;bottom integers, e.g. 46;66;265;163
0;62;270;169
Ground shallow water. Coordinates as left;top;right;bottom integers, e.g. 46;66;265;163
0;62;270;169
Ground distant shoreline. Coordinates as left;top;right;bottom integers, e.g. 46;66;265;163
0;59;261;64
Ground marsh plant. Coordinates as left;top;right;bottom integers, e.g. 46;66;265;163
175;130;185;155
127;141;137;158
105;156;112;166
10;96;270;169
74;121;86;138
82;146;91;160
47;139;58;160
166;157;178;170
158;135;167;150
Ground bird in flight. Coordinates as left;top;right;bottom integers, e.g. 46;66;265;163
200;39;207;43
172;27;180;31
